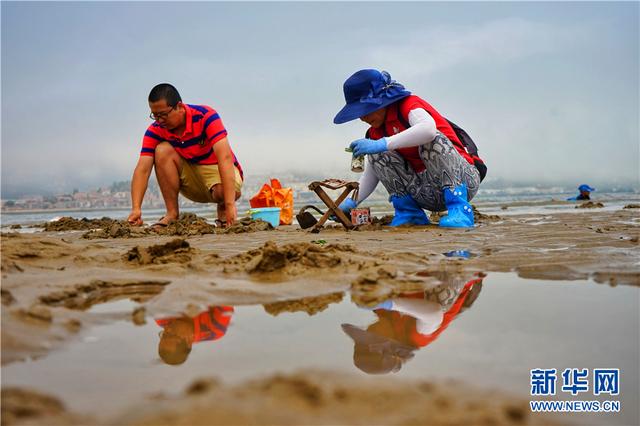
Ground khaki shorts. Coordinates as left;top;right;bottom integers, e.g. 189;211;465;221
179;158;243;203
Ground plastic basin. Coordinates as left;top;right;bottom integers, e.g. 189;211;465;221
248;207;281;228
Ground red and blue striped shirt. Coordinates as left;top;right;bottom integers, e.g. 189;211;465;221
141;104;243;178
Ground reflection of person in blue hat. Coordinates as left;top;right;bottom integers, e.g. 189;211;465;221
155;305;233;365
333;69;484;228
342;277;483;374
567;184;595;201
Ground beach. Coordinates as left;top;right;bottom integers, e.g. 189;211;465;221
1;201;639;425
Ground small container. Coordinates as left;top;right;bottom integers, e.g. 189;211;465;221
345;147;364;173
351;207;371;225
350;155;365;173
248;207;281;227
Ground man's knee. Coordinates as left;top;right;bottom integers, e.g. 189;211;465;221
155;142;179;164
210;184;223;201
210;184;241;203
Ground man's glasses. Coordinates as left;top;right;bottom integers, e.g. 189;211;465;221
149;106;175;121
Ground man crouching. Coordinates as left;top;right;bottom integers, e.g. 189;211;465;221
128;83;243;228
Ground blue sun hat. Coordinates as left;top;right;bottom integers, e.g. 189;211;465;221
333;69;411;124
578;184;595;192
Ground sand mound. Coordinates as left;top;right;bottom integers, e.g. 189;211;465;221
41;216;123;232
79;213;274;239
263;292;344;316
81;213;214;239
152;214;273;236
150;213;216;236
125;238;193;265
576;201;604;209
219;217;273;234
82;221;150;239
223;241;356;276
473;205;501;222
352;215;394;231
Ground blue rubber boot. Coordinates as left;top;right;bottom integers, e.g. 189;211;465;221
439;184;474;228
389;194;430;226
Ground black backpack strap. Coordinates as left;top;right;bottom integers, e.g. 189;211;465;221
446;119;487;182
396;101;411;130
446;119;479;157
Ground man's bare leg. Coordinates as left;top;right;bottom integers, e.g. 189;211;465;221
154;142;182;225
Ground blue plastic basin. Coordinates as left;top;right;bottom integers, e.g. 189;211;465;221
249;207;281;228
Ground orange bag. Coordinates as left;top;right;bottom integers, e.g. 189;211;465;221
249;178;294;225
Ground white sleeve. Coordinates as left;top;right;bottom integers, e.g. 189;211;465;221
386;108;437;150
390;298;444;335
355;159;379;204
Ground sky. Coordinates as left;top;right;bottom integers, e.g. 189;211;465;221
1;1;639;196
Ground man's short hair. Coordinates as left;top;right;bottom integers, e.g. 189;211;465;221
149;83;182;107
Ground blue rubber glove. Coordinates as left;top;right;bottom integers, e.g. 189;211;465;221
349;137;388;157
339;198;358;216
330;198;357;222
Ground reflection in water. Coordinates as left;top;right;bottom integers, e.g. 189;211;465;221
343;277;483;374
155;306;234;365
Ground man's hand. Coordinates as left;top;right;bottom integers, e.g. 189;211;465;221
224;203;237;228
349;137;388;157
128;209;143;226
129;157;153;227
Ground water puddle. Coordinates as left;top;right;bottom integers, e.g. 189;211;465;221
87;298;141;314
2;273;638;425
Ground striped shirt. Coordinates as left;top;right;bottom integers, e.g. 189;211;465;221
140;104;243;177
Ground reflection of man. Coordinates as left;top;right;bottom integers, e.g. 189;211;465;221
156;306;234;365
343;277;483;374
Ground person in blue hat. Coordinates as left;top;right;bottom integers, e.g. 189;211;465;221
567;184;595;201
333;69;481;227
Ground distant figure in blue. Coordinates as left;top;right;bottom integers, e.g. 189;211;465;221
568;184;595;201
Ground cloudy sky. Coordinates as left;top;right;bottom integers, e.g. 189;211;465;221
1;1;638;196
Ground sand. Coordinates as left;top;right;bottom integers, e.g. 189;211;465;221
2;371;559;426
1;205;638;425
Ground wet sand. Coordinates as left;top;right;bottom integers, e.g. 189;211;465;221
1;205;638;425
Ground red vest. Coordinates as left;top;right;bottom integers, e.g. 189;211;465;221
367;95;474;173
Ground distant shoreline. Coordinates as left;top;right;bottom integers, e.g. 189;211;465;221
0;205;222;216
1;207;134;215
